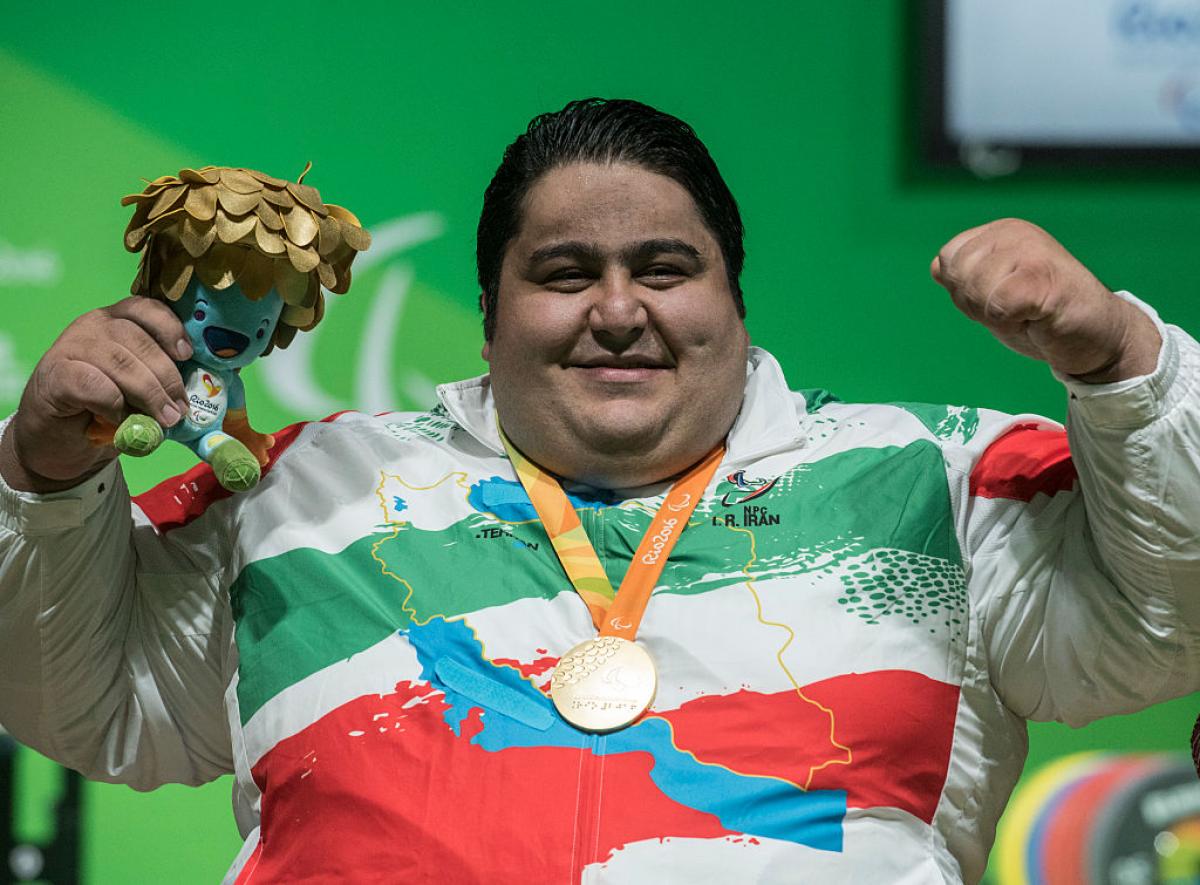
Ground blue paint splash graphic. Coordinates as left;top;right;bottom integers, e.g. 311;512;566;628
468;477;614;522
404;616;846;852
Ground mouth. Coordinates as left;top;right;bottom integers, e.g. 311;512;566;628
202;326;250;360
570;357;672;383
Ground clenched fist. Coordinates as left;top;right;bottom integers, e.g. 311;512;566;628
0;297;192;493
931;219;1161;383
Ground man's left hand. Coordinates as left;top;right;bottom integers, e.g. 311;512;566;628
931;218;1161;384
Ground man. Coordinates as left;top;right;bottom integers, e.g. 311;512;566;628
0;99;1196;883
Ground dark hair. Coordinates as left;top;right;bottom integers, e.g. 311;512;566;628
477;98;746;339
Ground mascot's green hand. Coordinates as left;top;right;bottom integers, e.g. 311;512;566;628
210;437;260;492
113;414;164;457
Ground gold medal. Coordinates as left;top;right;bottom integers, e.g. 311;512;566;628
550;636;657;733
500;425;722;734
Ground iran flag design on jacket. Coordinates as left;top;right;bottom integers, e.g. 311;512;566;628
5;325;1198;885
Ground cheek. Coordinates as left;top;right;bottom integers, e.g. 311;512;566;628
495;293;585;355
655;300;744;354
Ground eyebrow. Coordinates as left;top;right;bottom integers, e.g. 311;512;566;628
527;241;605;266
525;238;704;268
621;238;703;266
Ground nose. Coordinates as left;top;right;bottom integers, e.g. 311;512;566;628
588;273;647;350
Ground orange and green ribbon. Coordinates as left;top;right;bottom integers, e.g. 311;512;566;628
499;424;723;641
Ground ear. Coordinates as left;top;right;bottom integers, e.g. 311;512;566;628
479;292;491;361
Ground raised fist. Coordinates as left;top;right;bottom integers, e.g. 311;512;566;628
931;219;1160;383
0;296;191;492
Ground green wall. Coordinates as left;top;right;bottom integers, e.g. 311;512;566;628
1;3;1196;881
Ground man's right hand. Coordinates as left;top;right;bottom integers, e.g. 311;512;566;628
0;297;193;493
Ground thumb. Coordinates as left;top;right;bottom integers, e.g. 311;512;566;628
930;255;945;286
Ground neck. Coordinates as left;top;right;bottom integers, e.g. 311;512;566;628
500;424;728;490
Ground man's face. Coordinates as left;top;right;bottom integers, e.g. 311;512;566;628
484;162;749;488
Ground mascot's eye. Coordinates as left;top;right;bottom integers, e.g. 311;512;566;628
194;309;206;321
256;329;265;340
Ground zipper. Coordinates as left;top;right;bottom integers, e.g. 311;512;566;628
570;508;607;883
571;732;605;883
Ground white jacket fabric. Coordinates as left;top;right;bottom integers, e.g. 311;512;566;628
1;298;1197;884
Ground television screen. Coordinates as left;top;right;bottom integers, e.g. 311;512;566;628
924;0;1200;173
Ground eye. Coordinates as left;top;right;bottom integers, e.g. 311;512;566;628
638;264;688;289
544;269;592;293
256;329;265;340
194;309;206;321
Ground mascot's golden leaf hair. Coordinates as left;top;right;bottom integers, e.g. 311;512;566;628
121;164;371;351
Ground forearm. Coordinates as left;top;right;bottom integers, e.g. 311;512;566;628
972;298;1200;724
1065;305;1200;633
0;434;233;788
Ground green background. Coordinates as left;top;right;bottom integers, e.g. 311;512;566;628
1;2;1196;881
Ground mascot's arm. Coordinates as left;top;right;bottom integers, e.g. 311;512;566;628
222;374;273;467
86;416;118;447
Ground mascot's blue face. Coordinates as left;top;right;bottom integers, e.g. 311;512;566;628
172;279;285;370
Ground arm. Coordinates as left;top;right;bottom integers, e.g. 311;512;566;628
962;306;1200;722
0;442;236;787
933;221;1200;722
0;298;234;788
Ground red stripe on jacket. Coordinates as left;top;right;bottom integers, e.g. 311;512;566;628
969;423;1077;502
133;411;353;533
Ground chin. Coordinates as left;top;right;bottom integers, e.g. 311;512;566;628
573;413;666;456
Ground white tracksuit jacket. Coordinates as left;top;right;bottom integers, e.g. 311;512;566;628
0;296;1197;884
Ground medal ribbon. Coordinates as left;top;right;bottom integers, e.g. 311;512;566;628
499;426;723;641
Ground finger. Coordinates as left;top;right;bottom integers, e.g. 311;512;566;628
89;340;185;427
106;296;192;362
38;360;127;425
940;268;987;324
103;317;188;412
982;264;1055;327
944;236;1030;324
933;223;992;286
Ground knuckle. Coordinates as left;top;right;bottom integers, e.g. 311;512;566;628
144;387;172;410
992;217;1032;237
61;308;106;339
1013;260;1055;293
106;345;138;375
981;295;1015;325
75;368;121;409
113;295;183;336
164;375;187;400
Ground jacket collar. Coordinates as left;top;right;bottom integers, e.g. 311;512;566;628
435;345;807;469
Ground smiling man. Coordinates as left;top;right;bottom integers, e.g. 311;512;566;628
0;99;1198;884
484;161;747;487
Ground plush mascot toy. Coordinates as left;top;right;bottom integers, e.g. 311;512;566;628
90;164;370;492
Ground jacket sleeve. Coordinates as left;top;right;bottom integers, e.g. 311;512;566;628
961;295;1200;726
0;431;235;789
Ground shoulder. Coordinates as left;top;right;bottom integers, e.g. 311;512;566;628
132;404;465;534
794;390;1073;498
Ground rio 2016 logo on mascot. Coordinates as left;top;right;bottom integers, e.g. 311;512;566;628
87;165;370;492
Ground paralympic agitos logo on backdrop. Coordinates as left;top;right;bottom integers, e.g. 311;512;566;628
259;212;467;416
